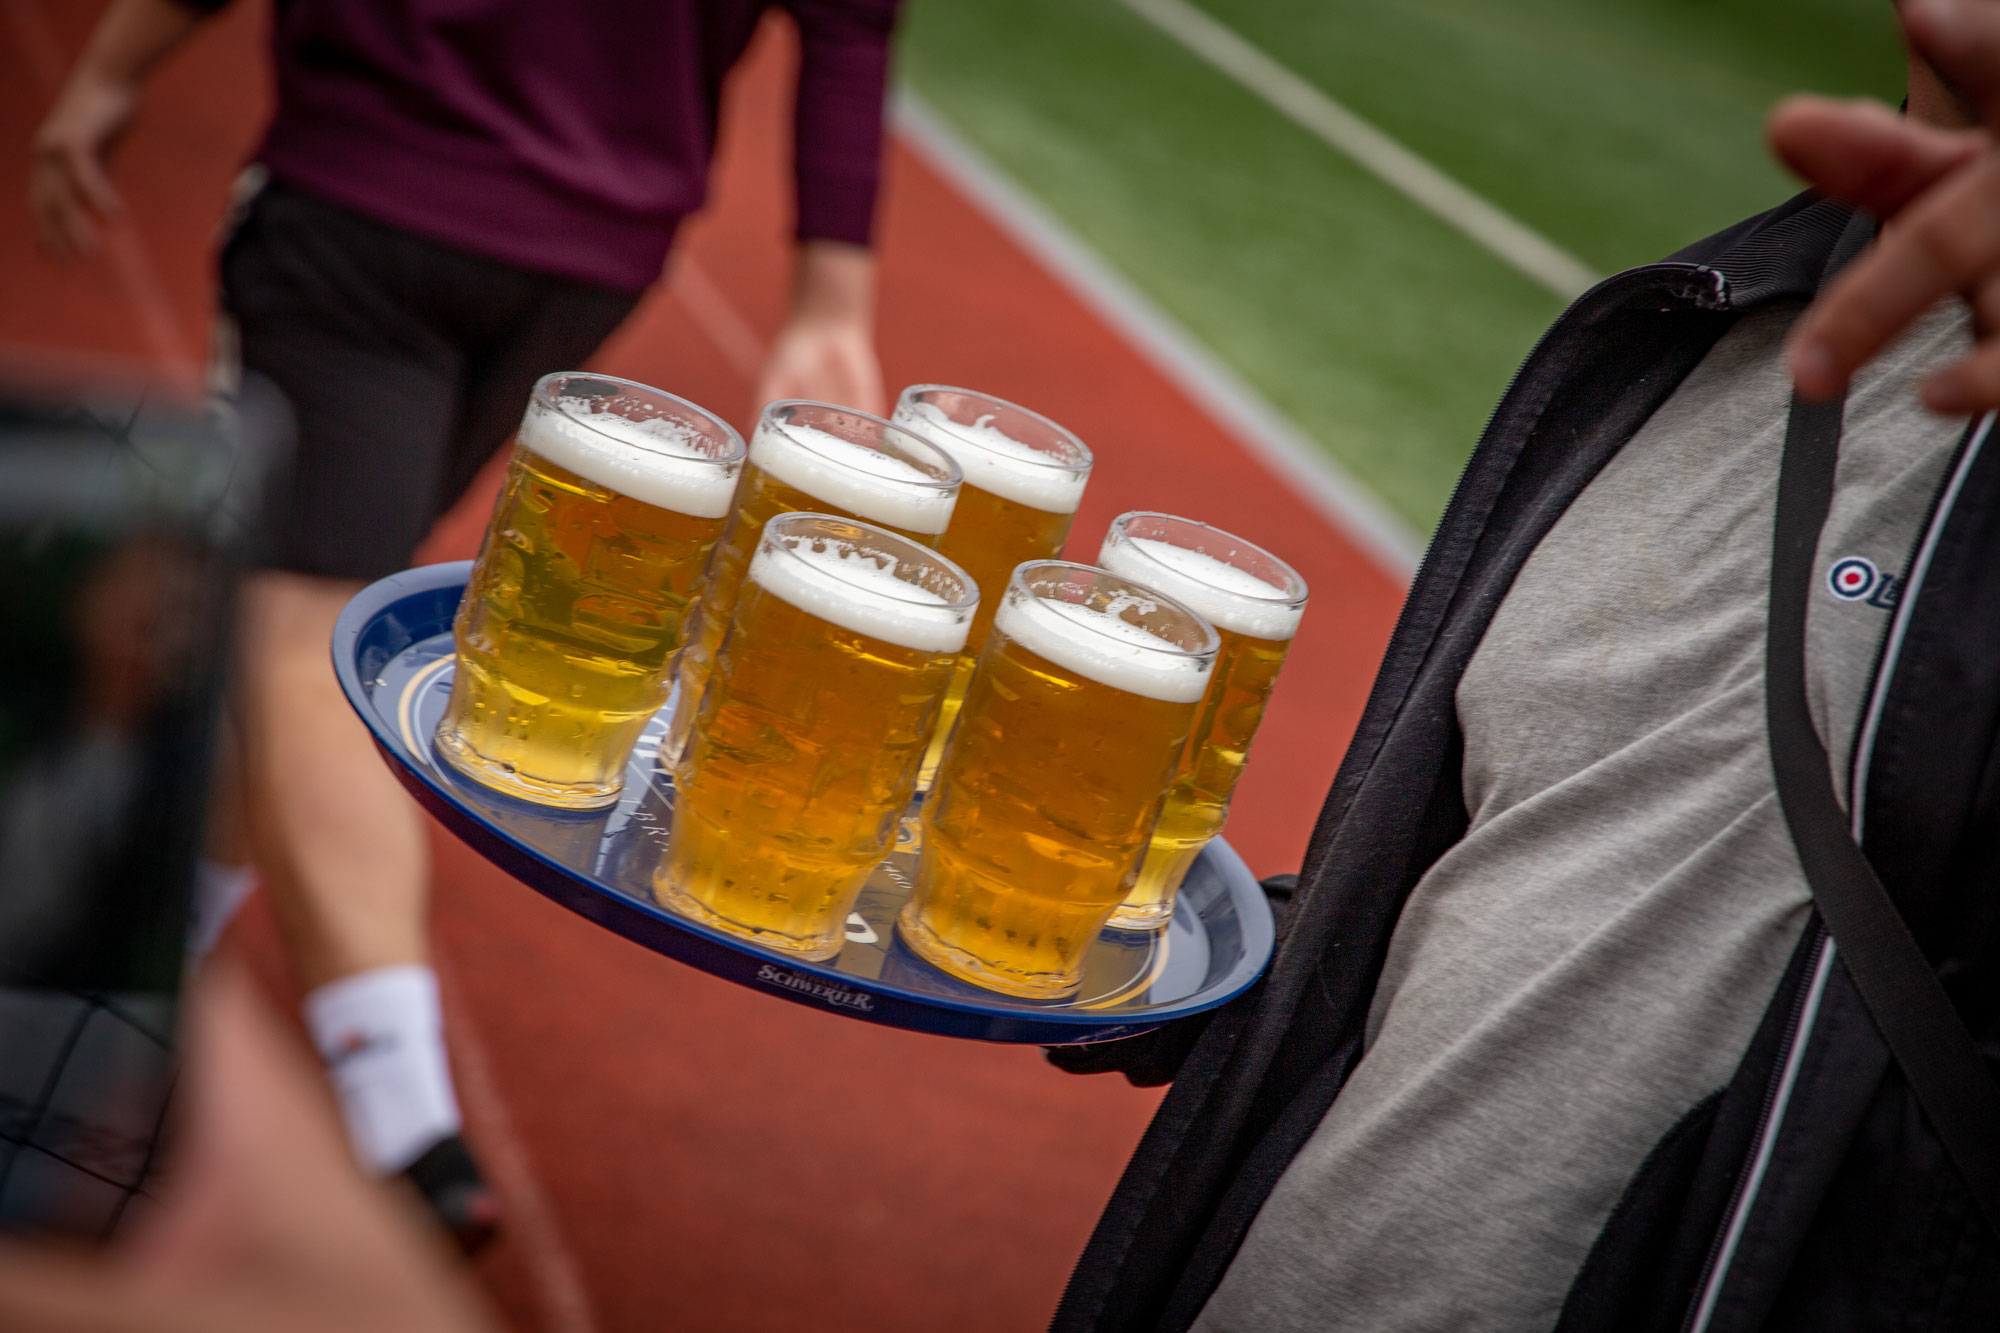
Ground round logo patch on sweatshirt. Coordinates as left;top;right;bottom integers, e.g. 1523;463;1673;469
1827;556;1878;601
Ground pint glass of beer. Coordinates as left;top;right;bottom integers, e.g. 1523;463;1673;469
657;512;976;959
665;401;962;764
1097;513;1308;929
900;561;1217;998
435;374;744;808
891;385;1093;786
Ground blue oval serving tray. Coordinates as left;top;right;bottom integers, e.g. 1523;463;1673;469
333;563;1274;1043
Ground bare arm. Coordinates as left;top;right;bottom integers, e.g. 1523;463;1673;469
754;0;900;415
29;0;211;257
754;239;885;415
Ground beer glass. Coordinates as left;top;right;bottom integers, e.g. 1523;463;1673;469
900;561;1218;998
665;401;962;764
657;512;976;959
435;373;744;808
891;385;1093;787
1097;512;1308;929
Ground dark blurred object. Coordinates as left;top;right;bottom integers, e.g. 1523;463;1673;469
0;376;285;1240
400;1132;499;1255
0;967;501;1333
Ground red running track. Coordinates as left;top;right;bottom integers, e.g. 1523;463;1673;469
0;5;1406;1329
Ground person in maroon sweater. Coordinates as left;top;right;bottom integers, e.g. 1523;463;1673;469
29;0;902;1245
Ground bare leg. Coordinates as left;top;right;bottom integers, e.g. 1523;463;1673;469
233;570;428;989
225;571;489;1245
203;728;250;866
189;709;265;961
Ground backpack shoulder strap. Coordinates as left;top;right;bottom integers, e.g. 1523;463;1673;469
1767;264;2000;1237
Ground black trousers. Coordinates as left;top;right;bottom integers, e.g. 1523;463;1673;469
219;177;644;581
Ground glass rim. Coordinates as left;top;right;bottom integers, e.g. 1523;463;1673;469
760;399;964;492
763;511;980;614
534;371;746;463
896;384;1094;474
1009;559;1221;658
1106;511;1309;607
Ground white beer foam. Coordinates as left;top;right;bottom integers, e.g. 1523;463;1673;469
751;420;956;535
893;401;1085;515
750;539;969;655
1099;536;1305;640
521;405;738;518
996;594;1211;704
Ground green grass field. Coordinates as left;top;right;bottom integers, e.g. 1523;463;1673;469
898;0;1906;534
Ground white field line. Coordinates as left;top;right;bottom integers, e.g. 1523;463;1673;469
1117;0;1600;304
436;961;598;1333
893;90;1423;580
668;256;767;381
9;0;200;373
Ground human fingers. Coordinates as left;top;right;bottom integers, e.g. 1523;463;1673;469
1768;95;1983;218
1903;0;2000;135
795;327;884;416
752;334;820;410
750;332;798;411
28;153;95;258
1919;272;2000;412
27;78;135;258
1789;150;2000;399
822;343;887;418
60;140;125;227
1920;339;2000;413
754;325;884;416
750;368;790;417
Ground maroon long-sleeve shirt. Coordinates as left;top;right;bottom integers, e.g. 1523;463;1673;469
184;0;900;291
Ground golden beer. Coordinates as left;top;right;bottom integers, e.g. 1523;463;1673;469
665;401;961;765
899;562;1217;998
891;386;1092;786
657;513;975;958
1098;513;1308;929
435;374;743;808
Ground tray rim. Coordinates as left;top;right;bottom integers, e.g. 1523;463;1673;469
332;561;1276;1043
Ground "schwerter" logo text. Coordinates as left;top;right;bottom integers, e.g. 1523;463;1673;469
756;964;875;1012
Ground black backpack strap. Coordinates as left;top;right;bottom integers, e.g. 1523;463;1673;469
1768;321;2000;1241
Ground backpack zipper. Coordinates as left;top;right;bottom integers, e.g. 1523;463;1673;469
1681;928;1835;1333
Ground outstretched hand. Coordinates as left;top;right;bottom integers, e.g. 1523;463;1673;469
1777;0;2000;412
752;240;885;416
27;0;212;259
754;314;886;418
29;72;137;258
0;967;497;1333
